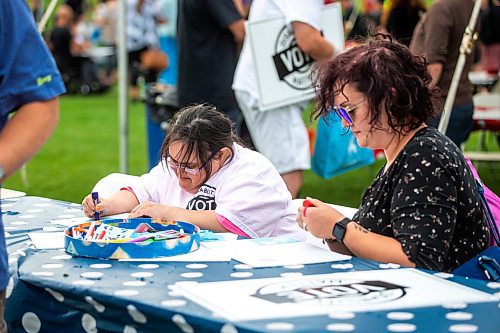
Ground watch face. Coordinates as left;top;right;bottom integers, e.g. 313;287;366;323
333;218;351;243
333;223;346;243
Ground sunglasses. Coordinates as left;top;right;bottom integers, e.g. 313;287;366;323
167;151;218;176
332;100;365;125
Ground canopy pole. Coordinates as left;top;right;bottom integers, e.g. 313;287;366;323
118;0;129;173
37;0;59;33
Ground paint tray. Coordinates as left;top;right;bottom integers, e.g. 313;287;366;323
64;218;200;259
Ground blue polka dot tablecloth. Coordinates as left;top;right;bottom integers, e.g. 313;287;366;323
2;197;500;333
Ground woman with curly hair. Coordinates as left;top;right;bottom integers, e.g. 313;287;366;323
297;36;490;273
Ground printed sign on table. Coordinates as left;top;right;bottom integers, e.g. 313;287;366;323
248;2;344;111
173;269;497;321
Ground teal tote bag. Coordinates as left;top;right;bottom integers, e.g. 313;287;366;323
312;113;375;179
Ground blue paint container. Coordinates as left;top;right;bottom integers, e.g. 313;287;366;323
64;218;200;259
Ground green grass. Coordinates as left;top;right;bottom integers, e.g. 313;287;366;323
5;86;148;203
4;86;500;207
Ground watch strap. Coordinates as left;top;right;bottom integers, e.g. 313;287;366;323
332;217;352;244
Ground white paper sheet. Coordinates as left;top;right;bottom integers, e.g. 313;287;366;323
119;244;232;262
50;213;131;227
105;213;131;219
174;268;498;321
51;216;89;227
28;232;65;249
304;232;330;250
0;188;26;199
203;237;351;268
199;232;238;242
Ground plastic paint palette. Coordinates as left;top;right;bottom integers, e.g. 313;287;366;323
64;218;200;259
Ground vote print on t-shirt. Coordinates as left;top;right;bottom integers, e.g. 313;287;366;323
186;185;216;211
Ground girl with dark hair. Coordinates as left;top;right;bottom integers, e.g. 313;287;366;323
83;104;305;239
297;36;489;272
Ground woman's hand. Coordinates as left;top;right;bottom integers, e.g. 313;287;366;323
297;197;346;239
129;201;169;218
82;194;108;218
296;209;307;230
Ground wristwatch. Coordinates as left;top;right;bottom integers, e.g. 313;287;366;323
332;218;353;244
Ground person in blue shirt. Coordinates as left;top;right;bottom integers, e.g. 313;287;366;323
0;1;66;330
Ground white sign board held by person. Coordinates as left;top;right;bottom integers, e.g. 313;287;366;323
247;2;344;112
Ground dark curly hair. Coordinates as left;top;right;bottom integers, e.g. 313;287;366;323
313;34;438;133
160;104;242;185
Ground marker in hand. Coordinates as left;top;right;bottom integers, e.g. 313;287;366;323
303;199;313;217
301;199;316;231
91;192;100;221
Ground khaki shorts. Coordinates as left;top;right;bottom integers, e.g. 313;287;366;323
235;90;311;174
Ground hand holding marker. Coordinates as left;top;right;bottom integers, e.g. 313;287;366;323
91;192;100;221
303;199;313;216
302;199;314;231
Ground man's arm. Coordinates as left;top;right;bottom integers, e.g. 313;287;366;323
206;0;245;46
228;19;245;45
0;98;59;181
427;62;443;89
233;0;246;18
419;3;449;89
292;21;334;60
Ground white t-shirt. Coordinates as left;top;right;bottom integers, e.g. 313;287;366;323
126;0;161;51
232;0;323;99
129;143;306;240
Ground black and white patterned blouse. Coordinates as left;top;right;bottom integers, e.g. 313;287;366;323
352;127;490;272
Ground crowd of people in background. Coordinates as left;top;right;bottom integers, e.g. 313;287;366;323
0;1;497;326
21;0;497;203
50;3;107;94
22;0;498;194
28;0;498;96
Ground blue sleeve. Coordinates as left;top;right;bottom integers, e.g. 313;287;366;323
0;0;66;118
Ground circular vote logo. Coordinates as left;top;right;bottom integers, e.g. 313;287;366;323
252;277;407;306
272;25;314;90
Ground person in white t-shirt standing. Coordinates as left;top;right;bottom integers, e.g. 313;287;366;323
82;104;306;240
232;0;335;199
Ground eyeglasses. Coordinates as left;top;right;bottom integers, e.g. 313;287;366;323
332;100;365;125
167;151;218;176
